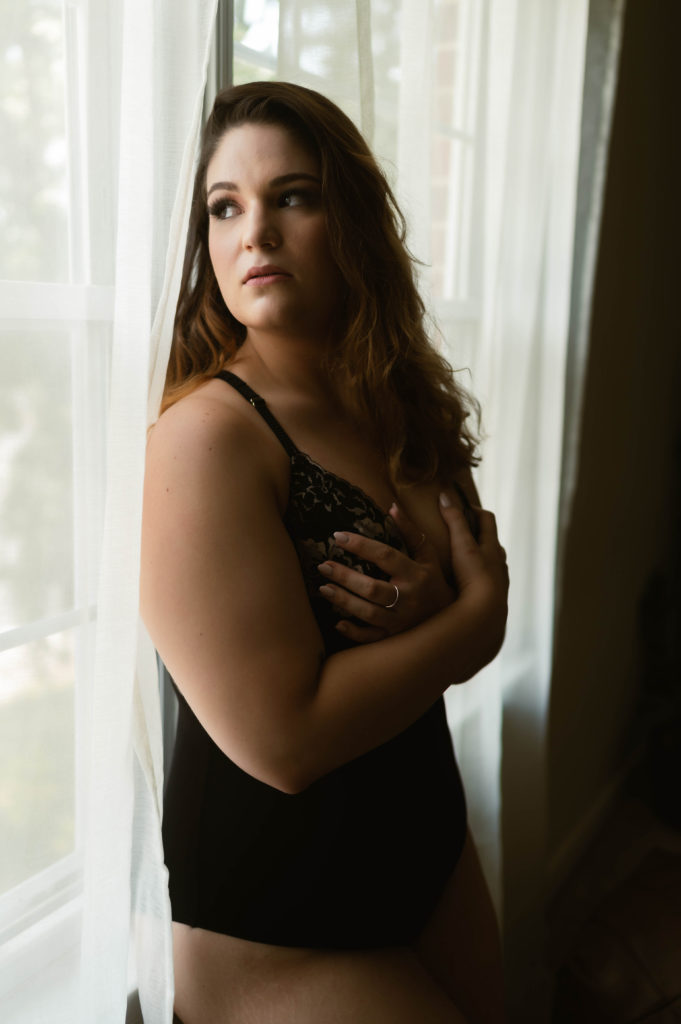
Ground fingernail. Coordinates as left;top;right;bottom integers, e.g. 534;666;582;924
335;621;348;633
333;532;349;544
319;585;335;598
439;492;452;508
389;502;399;515
317;562;333;576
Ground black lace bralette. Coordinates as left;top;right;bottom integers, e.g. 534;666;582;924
216;370;475;650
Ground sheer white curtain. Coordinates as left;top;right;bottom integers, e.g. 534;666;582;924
392;0;590;915
0;1;215;1021
393;1;622;1013
76;3;217;1023
395;1;623;1013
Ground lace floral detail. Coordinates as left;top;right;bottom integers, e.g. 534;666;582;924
352;516;385;540
283;452;406;641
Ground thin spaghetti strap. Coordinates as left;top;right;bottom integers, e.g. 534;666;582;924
216;370;299;458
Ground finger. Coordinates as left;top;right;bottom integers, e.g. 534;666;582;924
335;620;387;644
438;494;484;586
318;583;392;628
317;561;397;606
388;503;434;563
438;493;478;552
474;508;500;548
331;531;405;576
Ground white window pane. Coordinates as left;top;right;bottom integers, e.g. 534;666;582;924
369;1;402;170
0;1;70;283
430;135;476;302
437;313;477;378
433;0;461;129
233;56;278;85
0;330;74;632
0;632;75;896
235;0;279;58
297;5;357;82
433;0;481;135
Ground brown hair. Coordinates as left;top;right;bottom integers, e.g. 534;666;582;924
163;80;480;485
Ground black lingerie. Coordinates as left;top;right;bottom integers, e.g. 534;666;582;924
161;370;468;948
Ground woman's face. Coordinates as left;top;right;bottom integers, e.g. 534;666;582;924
206;122;342;343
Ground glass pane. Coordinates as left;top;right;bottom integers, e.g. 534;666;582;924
433;0;462;129
233;57;277;86
0;631;75;895
430;136;475;302
235;0;279;58
0;329;74;632
0;0;69;282
438;316;476;381
369;0;402;169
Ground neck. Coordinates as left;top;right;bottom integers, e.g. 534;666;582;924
230;330;341;406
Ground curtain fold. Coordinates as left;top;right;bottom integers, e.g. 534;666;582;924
475;3;592;961
556;0;626;592
77;3;217;1022
388;14;600;983
456;3;593;1013
462;2;624;1015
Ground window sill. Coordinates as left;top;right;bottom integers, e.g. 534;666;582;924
0;895;81;1022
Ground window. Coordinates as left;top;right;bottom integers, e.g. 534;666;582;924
233;0;278;83
0;0;115;1009
415;0;486;387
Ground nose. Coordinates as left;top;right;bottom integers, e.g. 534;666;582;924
242;202;280;251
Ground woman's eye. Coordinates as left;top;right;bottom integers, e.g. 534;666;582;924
208;198;240;220
279;188;317;208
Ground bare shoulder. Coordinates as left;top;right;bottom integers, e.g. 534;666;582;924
142;379;277;618
145;378;287;512
148;379;262;471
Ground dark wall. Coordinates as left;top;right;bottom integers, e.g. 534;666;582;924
547;0;681;858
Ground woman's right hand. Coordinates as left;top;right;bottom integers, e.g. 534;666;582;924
317;490;508;652
316;507;456;644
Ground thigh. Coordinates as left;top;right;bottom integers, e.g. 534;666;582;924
173;923;469;1024
415;830;508;1024
278;946;469;1024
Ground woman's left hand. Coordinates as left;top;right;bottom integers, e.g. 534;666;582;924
317;503;455;644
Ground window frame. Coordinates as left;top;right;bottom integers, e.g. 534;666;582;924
0;0;117;1000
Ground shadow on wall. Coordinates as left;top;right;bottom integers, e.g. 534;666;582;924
547;0;681;878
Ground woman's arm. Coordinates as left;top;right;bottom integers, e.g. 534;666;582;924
288;506;506;790
141;394;506;793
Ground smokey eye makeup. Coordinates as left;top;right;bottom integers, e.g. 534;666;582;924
207;197;239;220
207;185;322;220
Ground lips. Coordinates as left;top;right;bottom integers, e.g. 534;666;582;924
243;265;292;284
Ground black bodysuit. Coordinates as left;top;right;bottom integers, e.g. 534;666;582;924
161;371;468;949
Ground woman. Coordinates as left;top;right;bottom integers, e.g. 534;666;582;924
141;82;509;1023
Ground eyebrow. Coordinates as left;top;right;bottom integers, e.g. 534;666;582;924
206;172;321;198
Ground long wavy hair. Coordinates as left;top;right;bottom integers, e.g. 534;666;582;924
163;80;480;485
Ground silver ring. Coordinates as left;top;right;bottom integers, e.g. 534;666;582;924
384;584;400;609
